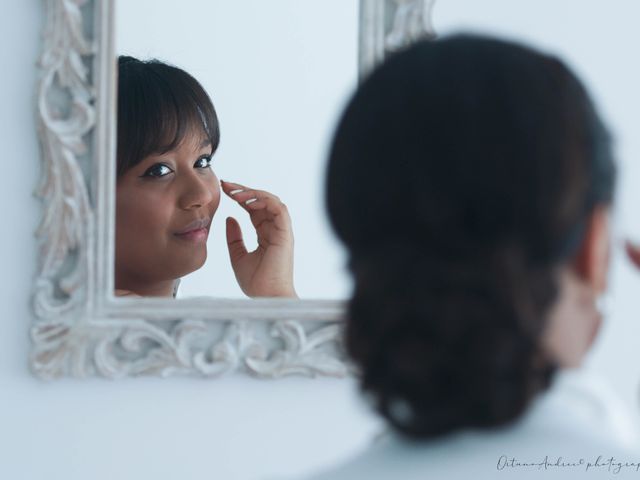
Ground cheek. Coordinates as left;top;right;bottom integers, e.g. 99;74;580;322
208;175;222;213
116;186;172;243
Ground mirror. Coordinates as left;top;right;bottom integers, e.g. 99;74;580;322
115;1;359;299
31;0;436;379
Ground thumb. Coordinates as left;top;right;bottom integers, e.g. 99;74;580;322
226;216;248;264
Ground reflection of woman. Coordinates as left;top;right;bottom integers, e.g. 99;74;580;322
306;35;639;479
114;56;296;298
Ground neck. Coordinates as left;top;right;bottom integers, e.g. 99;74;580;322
115;275;176;298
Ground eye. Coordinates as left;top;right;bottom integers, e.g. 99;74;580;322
140;163;173;178
194;155;213;169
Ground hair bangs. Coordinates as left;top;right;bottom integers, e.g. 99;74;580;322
117;56;220;177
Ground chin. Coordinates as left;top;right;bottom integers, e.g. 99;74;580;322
178;249;208;277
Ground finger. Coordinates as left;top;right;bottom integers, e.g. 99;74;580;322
228;195;265;217
221;180;281;203
227;189;281;204
220;180;254;197
226;186;285;213
220;180;260;194
625;239;640;270
228;192;283;214
226;216;249;263
249;196;289;218
246;196;292;231
222;183;290;227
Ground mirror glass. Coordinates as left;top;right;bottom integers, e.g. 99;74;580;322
115;0;358;299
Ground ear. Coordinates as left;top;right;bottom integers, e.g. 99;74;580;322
570;205;611;294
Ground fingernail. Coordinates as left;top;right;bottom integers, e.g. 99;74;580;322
245;198;257;205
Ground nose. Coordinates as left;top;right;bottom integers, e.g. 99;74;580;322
177;171;219;211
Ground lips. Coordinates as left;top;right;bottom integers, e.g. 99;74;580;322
174;217;211;235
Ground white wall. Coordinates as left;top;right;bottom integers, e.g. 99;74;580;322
0;3;379;480
116;0;359;299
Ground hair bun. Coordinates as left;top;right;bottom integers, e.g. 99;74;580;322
346;242;558;439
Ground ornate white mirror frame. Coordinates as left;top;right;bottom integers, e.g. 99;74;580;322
31;0;436;380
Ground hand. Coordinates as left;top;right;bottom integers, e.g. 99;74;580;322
625;239;640;269
221;180;297;298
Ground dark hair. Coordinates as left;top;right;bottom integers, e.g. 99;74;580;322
326;34;616;440
116;55;220;176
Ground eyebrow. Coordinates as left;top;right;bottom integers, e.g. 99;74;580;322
200;138;212;148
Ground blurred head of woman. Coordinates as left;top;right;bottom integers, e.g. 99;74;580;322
326;34;616;440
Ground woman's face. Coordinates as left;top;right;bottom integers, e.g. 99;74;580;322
115;132;220;291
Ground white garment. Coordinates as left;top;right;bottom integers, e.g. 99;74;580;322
300;368;640;480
